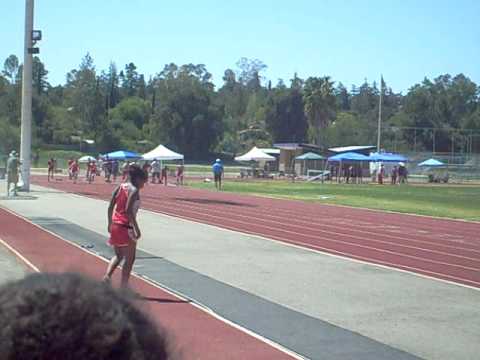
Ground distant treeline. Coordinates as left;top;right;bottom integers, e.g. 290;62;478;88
1;54;479;159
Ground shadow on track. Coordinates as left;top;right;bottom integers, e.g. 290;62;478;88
173;198;257;207
140;296;191;304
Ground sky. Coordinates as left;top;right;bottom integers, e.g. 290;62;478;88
1;0;479;93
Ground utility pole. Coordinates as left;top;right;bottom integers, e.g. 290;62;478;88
20;0;34;191
376;75;383;153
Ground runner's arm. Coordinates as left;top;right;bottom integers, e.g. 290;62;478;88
126;189;141;239
107;186;120;232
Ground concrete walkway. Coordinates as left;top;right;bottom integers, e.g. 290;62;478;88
1;183;479;359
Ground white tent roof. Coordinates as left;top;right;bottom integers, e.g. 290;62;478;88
234;147;276;162
142;145;184;161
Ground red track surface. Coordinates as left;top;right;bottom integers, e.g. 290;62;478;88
0;207;294;359
33;176;480;288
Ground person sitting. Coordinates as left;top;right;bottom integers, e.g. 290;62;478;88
0;272;171;360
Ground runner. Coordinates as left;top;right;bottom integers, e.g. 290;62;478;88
176;163;184;186
212;158;224;190
88;161;97;184
161;165;168;186
67;158;74;180
71;160;79;184
103;165;148;287
47;158;55;182
6;151;20;196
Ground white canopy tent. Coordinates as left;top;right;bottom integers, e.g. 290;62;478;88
234;147;276;162
142;145;184;161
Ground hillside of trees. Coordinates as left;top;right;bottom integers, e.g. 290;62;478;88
1;53;479;159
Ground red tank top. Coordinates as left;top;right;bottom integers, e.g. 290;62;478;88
112;183;137;225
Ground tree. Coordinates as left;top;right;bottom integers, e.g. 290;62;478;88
32;56;49;95
122;62;139;97
265;87;308;143
236;57;267;90
2;55;19;84
303;76;336;146
335;82;350;111
148;63;223;158
290;73;304;90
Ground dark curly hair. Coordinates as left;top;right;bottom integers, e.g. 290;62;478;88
0;272;170;360
128;164;148;187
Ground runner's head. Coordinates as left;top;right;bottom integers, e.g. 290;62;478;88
129;164;148;189
0;272;170;360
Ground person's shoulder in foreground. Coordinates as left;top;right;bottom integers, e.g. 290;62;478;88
0;272;174;360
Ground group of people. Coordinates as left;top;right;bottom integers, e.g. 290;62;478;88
378;164;408;185
62;157;186;186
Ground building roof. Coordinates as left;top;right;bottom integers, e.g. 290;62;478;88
274;143;321;151
328;145;376;153
258;148;281;155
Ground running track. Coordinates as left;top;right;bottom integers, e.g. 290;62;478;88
33;176;480;288
0;207;294;359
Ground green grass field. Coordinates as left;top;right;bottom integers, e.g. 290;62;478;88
190;180;480;221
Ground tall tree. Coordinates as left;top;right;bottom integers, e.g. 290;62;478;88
2;55;20;84
303;76;336;146
265;87;308;142
32;56;49;95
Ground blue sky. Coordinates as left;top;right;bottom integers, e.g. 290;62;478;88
1;0;479;93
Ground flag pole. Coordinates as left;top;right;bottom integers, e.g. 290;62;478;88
376;75;383;153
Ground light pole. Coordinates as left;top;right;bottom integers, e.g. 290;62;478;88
20;0;41;191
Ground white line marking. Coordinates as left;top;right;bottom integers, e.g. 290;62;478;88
0;236;40;272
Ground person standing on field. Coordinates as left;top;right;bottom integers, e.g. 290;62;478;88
212;158;224;190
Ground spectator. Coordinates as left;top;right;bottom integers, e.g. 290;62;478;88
0;272;170;360
151;160;161;184
378;164;385;184
6;151;20;196
212;159;224;190
112;160;119;182
391;165;398;185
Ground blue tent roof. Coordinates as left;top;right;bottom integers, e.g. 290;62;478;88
418;158;445;167
295;152;325;160
369;152;409;162
328;152;370;162
103;150;141;160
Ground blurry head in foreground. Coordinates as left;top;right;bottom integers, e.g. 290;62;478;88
0;272;170;360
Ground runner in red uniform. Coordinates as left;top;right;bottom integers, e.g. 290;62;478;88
70;160;79;184
103;165;148;287
88;162;97;183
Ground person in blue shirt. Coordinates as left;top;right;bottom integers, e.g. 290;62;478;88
212;159;224;190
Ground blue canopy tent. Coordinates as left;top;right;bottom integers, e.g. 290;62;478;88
328;152;370;162
369;152;408;163
103;150;141;160
418;158;445;167
327;152;371;183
